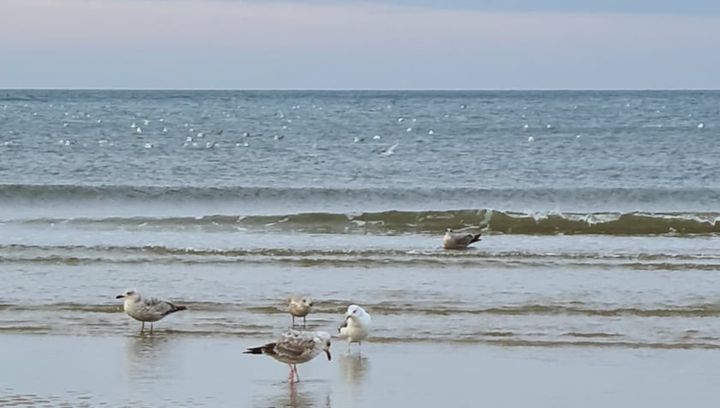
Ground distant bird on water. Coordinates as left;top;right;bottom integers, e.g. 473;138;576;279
288;296;313;327
244;330;332;383
443;228;481;250
116;289;186;334
380;142;399;156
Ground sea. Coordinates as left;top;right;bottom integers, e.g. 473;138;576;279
1;89;720;349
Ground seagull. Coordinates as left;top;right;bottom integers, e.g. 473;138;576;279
380;143;399;156
443;228;481;250
244;330;332;383
338;305;371;353
115;290;187;334
288;296;313;328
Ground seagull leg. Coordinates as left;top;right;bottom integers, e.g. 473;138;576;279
358;341;362;357
150;323;154;335
292;364;300;383
140;322;145;334
291;316;295;328
302;316;306;328
288;365;294;382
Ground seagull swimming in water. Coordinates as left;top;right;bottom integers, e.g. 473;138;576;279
244;330;332;383
115;290;187;334
338;304;371;353
288;296;313;328
442;228;482;249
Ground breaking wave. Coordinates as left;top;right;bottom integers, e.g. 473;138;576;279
11;209;720;235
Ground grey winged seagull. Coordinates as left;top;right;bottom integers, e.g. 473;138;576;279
116;289;187;334
442;228;482;249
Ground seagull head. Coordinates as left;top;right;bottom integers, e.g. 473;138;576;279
116;289;139;300
288;296;313;310
316;331;332;361
345;304;370;321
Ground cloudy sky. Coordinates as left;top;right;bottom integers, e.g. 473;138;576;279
2;0;719;89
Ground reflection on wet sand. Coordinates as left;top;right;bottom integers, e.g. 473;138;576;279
339;354;370;386
335;354;371;406
125;334;173;382
259;381;331;408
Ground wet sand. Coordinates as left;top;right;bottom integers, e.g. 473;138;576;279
1;334;716;407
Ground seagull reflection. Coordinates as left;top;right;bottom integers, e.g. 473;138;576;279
339;354;370;385
263;382;331;408
125;334;172;382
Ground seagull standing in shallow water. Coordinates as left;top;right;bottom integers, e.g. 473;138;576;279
288;296;313;328
244;330;332;383
116;290;186;334
442;228;481;249
338;305;371;353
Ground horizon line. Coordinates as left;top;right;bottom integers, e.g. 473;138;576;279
2;87;720;92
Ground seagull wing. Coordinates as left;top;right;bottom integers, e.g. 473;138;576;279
446;232;481;248
145;297;185;316
273;331;317;360
455;233;476;246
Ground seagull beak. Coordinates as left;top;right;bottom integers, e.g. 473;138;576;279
325;350;332;361
115;294;124;299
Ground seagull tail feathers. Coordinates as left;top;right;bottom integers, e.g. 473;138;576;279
244;343;276;356
244;346;264;355
165;303;187;315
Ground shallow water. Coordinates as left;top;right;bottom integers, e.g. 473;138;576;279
2;233;720;348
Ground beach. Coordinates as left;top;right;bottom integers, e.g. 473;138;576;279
2;334;717;407
1;90;719;406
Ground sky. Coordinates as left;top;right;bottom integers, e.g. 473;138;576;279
1;0;719;89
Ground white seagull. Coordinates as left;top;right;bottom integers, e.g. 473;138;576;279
442;228;481;250
245;330;332;383
380;142;399;156
338;305;371;352
288;296;314;328
115;289;187;334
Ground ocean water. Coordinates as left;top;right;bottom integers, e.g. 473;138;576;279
1;90;720;349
